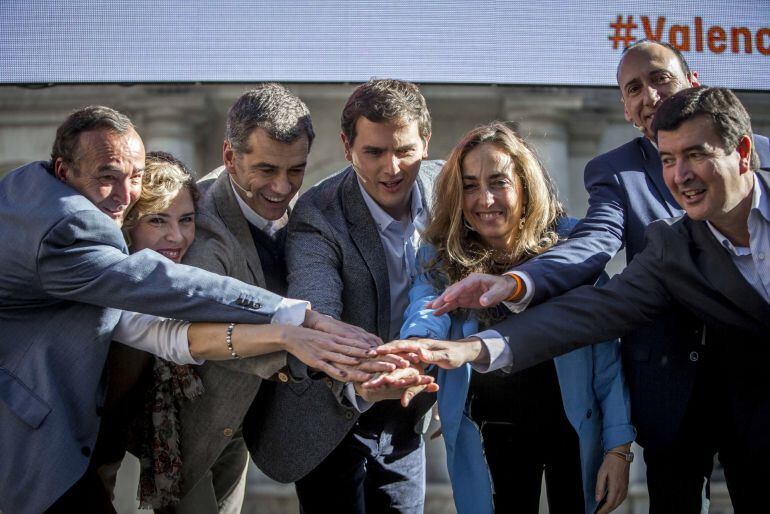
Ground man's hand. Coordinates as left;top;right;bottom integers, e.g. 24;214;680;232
303;309;383;348
375;337;488;370
281;326;379;382
356;365;438;406
594;445;631;514
425;273;516;315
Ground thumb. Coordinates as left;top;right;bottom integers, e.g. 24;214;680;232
595;468;607;501
480;281;509;307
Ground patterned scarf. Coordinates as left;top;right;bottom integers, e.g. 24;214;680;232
132;358;204;509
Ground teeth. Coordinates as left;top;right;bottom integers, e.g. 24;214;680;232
478;212;502;220
262;194;286;203
683;190;704;198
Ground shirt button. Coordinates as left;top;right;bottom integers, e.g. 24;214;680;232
223;428;234;437
277;372;289;383
586;409;592;419
81;446;91;457
690;351;699;362
759;253;765;260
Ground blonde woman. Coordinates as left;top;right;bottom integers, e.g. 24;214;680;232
399;123;635;514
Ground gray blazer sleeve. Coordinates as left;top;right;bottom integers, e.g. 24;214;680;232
286;199;345;318
182;211;287;378
492;222;673;374
37;209;282;324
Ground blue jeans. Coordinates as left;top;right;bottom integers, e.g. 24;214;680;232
295;425;425;514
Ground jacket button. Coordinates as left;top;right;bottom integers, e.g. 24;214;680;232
345;411;355;420
324;378;334;388
252;302;261;309
586;409;592;419
81;446;91;457
223;428;234;437
277;372;289;383
690;351;699;362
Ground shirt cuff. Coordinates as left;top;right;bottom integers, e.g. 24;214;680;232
344;383;374;413
470;330;512;373
502;271;534;313
272;298;310;327
113;311;201;365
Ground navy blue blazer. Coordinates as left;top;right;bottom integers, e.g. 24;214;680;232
0;162;287;514
514;134;770;449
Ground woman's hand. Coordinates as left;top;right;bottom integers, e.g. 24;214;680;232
595;444;631;514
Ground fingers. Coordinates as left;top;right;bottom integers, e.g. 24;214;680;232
375;340;427;355
595;467;608;504
375;353;411;368
355;360;398;373
479;278;514;307
401;381;439;407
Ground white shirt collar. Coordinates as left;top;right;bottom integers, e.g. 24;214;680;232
356;176;423;233
705;174;764;256
229;176;288;237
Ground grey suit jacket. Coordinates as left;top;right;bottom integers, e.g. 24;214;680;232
0;162;283;514
286;161;443;434
179;168;356;486
489;170;770;448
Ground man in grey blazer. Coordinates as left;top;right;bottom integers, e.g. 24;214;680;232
0;105;373;514
380;87;770;513
286;79;441;514
168;84;393;513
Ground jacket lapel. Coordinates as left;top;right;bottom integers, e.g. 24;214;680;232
689;218;770;328
340;169;391;338
210;171;267;287
638;137;681;217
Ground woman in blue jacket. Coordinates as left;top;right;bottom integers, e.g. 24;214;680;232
400;122;635;514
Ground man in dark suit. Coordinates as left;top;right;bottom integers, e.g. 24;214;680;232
379;86;770;514
0;105;375;514
424;40;770;513
286;79;441;513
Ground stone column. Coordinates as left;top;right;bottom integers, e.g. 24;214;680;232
503;91;583;214
131;88;208;175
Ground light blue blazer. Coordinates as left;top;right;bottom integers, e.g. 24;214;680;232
400;220;635;514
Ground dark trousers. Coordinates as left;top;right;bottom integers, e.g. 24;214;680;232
295;424;425;514
481;419;584;514
644;364;768;514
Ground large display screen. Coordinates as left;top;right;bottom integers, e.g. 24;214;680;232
1;0;768;90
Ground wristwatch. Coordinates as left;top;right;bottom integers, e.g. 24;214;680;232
606;449;634;462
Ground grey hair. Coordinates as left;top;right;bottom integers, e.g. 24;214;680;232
50;105;134;167
225;83;315;154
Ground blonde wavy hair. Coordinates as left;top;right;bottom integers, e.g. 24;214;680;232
122;151;199;248
422;122;564;323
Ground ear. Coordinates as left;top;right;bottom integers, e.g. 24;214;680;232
53;158;71;183
622;100;634;125
736;135;752;175
688;71;700;87
421;132;432;159
223;140;237;175
341;132;352;162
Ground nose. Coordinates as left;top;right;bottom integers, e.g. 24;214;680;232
113;178;133;207
479;186;495;207
165;221;183;243
673;160;693;185
271;173;292;196
642;85;660;107
384;153;401;176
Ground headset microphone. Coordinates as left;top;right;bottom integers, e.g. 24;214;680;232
230;177;254;199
